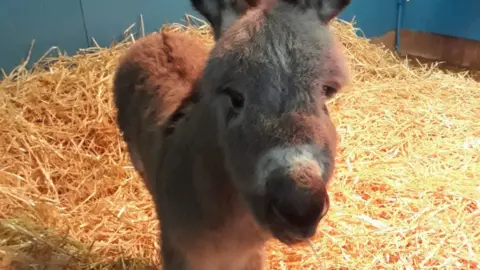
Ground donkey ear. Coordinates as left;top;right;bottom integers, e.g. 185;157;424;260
190;0;257;40
282;0;351;23
315;0;351;23
190;0;222;36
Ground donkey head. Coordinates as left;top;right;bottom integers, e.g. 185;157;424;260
196;0;351;245
190;0;259;40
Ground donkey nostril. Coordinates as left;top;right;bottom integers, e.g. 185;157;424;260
268;191;323;228
265;169;326;228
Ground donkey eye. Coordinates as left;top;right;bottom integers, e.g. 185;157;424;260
222;87;245;110
323;85;338;98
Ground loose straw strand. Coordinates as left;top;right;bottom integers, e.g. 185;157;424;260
308;239;326;270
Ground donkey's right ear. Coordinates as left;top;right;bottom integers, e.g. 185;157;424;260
282;0;351;24
190;0;257;40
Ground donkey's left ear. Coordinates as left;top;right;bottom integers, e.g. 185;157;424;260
190;0;259;40
281;0;351;23
315;0;351;23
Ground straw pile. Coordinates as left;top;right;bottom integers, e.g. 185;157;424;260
1;15;479;269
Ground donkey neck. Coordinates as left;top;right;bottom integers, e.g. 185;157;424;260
170;98;251;228
158;100;268;260
193;104;246;219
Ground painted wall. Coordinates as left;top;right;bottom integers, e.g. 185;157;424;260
81;0;198;47
402;0;480;43
1;0;480;75
0;1;88;75
337;0;398;39
0;0;199;75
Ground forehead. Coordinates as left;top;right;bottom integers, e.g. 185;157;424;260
208;7;341;85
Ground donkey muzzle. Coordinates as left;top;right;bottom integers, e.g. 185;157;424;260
259;146;331;244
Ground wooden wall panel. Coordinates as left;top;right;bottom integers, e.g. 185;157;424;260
399;30;480;69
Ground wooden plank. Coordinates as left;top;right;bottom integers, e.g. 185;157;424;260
81;0;200;47
370;29;480;69
399;29;480;69
0;0;88;74
399;29;444;60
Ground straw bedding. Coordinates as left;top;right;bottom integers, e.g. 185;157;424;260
0;16;479;269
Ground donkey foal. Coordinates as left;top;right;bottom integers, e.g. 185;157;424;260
114;0;351;269
157;0;351;267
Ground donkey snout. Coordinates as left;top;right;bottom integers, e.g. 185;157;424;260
256;145;333;244
264;165;329;244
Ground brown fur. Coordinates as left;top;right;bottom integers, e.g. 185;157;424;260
113;30;211;186
116;31;210;126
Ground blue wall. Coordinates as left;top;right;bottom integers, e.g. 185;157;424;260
0;0;199;75
81;0;198;47
337;0;398;39
1;0;480;75
401;0;480;42
0;1;88;74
